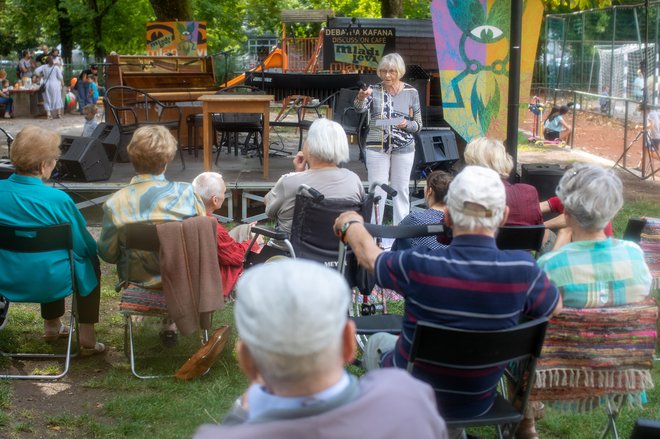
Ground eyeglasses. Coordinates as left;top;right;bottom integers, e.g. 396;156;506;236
379;69;398;76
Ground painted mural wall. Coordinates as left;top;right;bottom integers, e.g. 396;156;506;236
146;21;208;57
431;0;544;142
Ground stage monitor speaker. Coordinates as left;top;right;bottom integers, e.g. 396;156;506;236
412;129;459;179
56;136;112;182
91;123;120;162
521;163;565;202
0;159;14;180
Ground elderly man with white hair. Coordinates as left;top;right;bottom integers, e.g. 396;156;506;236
264;117;364;237
192;172;261;298
193;259;448;439
334;166;562;438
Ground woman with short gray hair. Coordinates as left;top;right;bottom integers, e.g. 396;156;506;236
354;53;422;230
537;163;651;309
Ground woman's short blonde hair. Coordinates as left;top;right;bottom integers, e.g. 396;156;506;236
463;137;513;179
10;126;61;175
127;125;177;174
378;53;406;81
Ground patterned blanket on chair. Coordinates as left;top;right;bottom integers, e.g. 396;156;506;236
531;299;658;411
640;217;660;292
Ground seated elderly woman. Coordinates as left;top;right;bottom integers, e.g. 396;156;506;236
464;137;543;226
391;170;452;251
537;164;651;307
0;126;104;355
264;118;364;236
98;125;205;287
520;164;653;438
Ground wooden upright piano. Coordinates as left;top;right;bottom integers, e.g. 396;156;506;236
105;54;218;146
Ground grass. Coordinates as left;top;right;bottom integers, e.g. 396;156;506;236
1;201;659;438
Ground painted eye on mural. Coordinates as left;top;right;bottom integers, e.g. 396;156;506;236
470;25;504;43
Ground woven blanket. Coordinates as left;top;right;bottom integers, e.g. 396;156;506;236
120;284;168;317
531;299;658;411
640;217;660;292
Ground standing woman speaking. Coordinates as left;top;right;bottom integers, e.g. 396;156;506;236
354;53;422;228
35;55;64;119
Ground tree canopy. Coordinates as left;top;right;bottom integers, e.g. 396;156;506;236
0;0;640;60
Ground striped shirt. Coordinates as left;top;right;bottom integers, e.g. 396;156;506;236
375;234;559;418
98;174;205;288
537;238;651;308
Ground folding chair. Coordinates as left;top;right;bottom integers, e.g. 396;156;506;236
531;301;658;439
0;224;78;380
407;318;549;438
117;222;210;379
496;225;546;252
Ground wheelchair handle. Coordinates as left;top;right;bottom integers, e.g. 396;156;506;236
369;182;398;198
363;223;447;239
297;184;325;202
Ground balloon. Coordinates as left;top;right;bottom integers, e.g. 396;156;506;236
70;77;77;88
65;92;77;110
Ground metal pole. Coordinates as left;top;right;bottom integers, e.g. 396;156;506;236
506;0;523;181
609;8;616;115
623;100;629;169
643;0;650;177
581;12;586;91
557;18;568;88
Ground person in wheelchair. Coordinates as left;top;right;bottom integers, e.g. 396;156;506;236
194;259;448;438
0;126;104;355
334;166;562;438
391;170;452;251
264;118;364;241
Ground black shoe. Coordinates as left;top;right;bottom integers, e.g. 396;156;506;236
159;330;178;347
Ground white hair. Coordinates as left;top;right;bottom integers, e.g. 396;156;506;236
378;53;406;80
306;118;350;164
191;172;225;203
446;166;506;232
235;259;350;386
557;163;623;231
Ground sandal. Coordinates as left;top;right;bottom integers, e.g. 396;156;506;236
43;324;70;342
159;330;178;348
80;342;106;357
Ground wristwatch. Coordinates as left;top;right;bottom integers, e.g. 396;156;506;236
340;220;362;243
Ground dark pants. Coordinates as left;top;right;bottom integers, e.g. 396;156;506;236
543;129;560;141
41;255;101;324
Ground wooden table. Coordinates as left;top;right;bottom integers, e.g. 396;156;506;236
8;88;42;117
198;94;274;178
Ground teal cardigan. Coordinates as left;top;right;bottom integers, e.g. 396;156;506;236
0;174;98;302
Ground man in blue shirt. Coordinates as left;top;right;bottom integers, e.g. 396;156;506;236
335;165;562;437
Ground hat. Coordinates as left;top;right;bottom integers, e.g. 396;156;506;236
234;259;350;356
447;165;506;218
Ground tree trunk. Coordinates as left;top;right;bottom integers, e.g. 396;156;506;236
381;0;403;18
55;0;74;62
149;0;193;21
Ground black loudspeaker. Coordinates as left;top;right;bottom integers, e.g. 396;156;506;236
0;159;14;180
56;136;112;182
521;163;565;202
91;123;120;162
412;129;459;179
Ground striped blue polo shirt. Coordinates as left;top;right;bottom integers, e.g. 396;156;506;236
375;234;559;419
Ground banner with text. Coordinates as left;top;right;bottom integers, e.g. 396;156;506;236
323;27;395;69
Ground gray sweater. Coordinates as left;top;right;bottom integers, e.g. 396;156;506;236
193;369;448;439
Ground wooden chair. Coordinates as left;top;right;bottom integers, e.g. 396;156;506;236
0;224;78;380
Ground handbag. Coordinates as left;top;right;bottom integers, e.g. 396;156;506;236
39;67;54;94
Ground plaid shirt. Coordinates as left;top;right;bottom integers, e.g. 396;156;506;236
537;238;652;308
98;174;205;288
